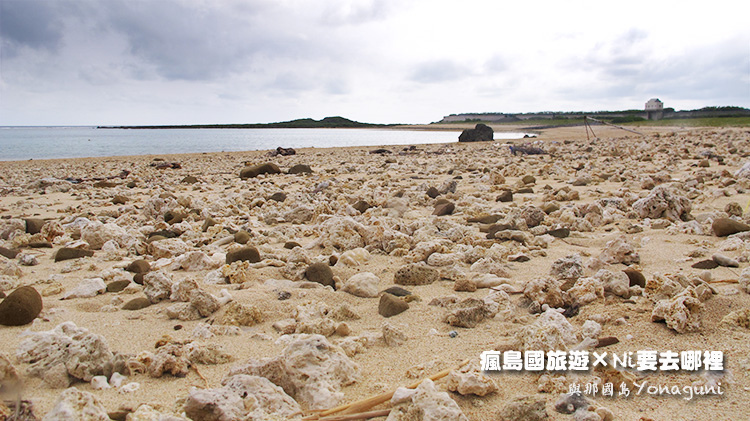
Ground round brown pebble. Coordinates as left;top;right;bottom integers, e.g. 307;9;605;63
112;195;128;205
181;175;199;184
133;273;145;285
288;164;312;174
106;280;131;293
352;200;371;213
226;246;261;264
284;241;301;249
126;259;151;274
496;190;513;202
305;262;335;289
240;162;281;179
122;297;152;311
234;231;251;245
54;247;94;262
0;286;43;326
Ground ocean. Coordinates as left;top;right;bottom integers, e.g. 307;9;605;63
0;126;530;161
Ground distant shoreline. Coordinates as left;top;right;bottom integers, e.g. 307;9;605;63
98;116;394;130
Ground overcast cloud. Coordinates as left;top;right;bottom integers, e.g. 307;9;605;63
1;0;748;125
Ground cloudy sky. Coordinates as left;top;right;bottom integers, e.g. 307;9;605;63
1;0;748;126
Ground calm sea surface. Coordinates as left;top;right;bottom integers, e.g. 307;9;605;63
0;126;529;161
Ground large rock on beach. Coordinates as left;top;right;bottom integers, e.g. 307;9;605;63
458;123;493;142
712;218;750;237
54;247;94;262
240;163;281;179
0;286;43;326
226;246;261;264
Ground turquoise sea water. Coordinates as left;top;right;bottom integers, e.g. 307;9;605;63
0;126;530;161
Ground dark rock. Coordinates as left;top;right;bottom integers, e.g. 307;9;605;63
288;164;313;174
108;409;132;421
426;187;440;199
712;218;750;237
164;211;186;224
382;286;412;297
112;195;128;205
106;280;131;293
226;246;261;264
277;291;292;300
370;148;392;155
521;175;536;185
146;235;167;243
268;192;287;202
541;202;560;214
0;286;43;326
93;180;119;188
379;293;409;317
623;268;646;288
24;218;45;235
54;247;94;262
433;202;455;216
181;175;199;184
458;123;493;142
240;163;281;179
234;231;251;245
273;146;296;156
126;181;137;188
353;200;371;213
133;273;145;285
0;246;19;259
547;228;570;238
467;214;502;224
122;297;152;311
691;259;719;269
149;230;178;239
510;145;546;156
496;190;513;202
202;216;217;232
515;187;534;194
126;259;151;274
284;241;301;249
28;241;52;248
329;255;338;266
305;262;335;289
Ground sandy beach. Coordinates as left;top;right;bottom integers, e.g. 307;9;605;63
1;124;750;420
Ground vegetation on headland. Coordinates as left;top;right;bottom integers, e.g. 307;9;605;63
441;107;750;128
99;116;394;130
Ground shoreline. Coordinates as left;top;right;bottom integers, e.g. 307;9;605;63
1;125;749;420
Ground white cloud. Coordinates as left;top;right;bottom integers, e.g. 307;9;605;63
0;0;747;125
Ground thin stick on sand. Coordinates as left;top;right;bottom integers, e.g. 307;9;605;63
304;358;471;420
316;409;392;421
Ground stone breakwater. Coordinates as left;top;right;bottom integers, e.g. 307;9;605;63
0;127;749;419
